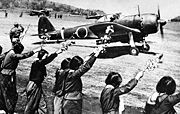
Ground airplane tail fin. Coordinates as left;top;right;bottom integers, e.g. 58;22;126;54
38;16;55;35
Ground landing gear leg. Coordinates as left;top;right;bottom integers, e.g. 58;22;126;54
129;32;139;56
141;39;150;52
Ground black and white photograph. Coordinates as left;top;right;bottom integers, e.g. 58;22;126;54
0;0;180;113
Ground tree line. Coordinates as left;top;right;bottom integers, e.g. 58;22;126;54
171;16;180;22
0;0;105;16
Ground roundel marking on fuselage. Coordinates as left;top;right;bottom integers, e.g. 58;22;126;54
76;27;88;38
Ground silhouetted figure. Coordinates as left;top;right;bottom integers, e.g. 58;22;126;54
55;13;57;19
60;14;62;19
5;10;8;18
19;11;23;17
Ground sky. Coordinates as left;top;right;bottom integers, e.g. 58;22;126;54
49;0;180;20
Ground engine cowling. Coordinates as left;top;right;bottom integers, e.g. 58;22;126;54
76;27;88;38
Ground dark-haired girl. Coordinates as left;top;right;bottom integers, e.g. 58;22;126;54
53;58;71;114
24;48;66;114
61;47;103;114
144;76;179;114
100;70;144;114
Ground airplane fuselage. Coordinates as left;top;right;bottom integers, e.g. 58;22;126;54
39;13;166;44
115;13;160;36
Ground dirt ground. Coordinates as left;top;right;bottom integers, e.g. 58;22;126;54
0;11;180;114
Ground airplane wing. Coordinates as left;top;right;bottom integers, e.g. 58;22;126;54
88;22;140;38
29;10;48;16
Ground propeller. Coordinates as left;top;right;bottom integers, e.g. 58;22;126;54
137;5;144;30
157;5;160;19
157;5;166;39
138;5;140;17
137;5;166;39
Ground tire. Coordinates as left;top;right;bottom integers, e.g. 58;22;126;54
142;44;150;52
129;47;139;56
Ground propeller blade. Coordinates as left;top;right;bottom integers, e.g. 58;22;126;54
138;5;140;17
157;5;160;19
157;5;166;39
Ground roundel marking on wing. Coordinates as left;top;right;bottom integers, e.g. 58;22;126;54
76;27;88;38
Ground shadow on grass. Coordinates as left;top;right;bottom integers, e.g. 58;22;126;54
32;40;64;45
98;46;158;58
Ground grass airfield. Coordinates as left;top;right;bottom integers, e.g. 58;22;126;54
0;12;180;114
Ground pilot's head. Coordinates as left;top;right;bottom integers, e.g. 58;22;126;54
13;42;24;54
156;76;176;95
37;49;49;60
69;56;84;70
14;22;19;27
105;72;122;88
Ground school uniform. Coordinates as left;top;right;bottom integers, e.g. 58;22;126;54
53;69;69;114
144;92;180;114
100;79;138;114
62;54;96;114
0;50;34;113
24;53;57;114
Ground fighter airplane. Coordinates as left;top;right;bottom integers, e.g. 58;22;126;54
29;8;52;17
35;6;166;56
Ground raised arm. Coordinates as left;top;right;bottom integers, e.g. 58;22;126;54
38;52;58;65
38;43;69;65
11;46;41;60
19;24;24;32
114;71;144;95
0;52;7;60
71;46;103;78
11;51;34;60
169;93;180;105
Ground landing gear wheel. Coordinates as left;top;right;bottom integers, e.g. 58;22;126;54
130;47;139;56
142;44;150;52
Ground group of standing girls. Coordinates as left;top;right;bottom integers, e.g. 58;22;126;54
53;50;180;114
0;42;179;114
